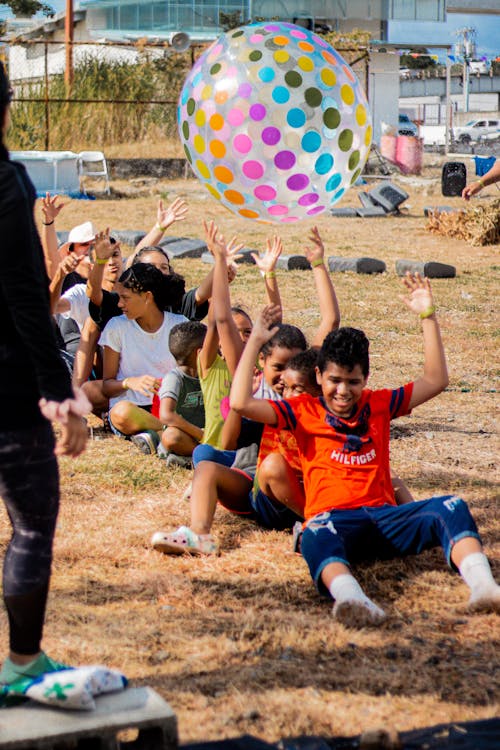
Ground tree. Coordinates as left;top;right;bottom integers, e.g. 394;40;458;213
400;47;437;70
3;0;54;17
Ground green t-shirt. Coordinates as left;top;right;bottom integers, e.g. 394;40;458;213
197;353;231;448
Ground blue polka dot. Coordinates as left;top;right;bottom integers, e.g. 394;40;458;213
333;188;345;201
301;131;322;153
259;67;275;83
326;173;342;192
287;108;306;128
272;86;290;104
315;153;334;174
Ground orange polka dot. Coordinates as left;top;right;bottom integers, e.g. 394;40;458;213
210;140;226;158
343;65;356;83
214;165;234;184
239;208;260;219
209;113;225;131
215;90;228;105
322;50;337;65
298;41;314;53
273;35;290;46
224;189;245;205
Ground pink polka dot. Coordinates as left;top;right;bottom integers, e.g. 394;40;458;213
250;34;263;43
290;29;307;39
280;216;300;223
238;83;252;98
228;108;245;127
233;134;252;154
268;204;288;216
254;185;277;201
307;205;325;215
264;24;281;32
243;160;264;180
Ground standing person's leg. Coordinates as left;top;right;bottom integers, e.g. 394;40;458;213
0;424;66;684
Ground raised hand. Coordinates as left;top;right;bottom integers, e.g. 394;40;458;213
251;304;282;345
93;228;115;262
204;220;243;262
157;197;188;230
58;253;79;276
304;226;325;265
401;273;435;317
41;192;65;224
251;235;283;273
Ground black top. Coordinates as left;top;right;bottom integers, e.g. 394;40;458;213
0;150;73;429
89;286;209;330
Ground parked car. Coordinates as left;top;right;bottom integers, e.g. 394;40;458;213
469;59;489;75
453;118;500;145
398;114;418;136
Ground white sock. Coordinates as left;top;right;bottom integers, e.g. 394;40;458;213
459;552;498;595
328;573;385;618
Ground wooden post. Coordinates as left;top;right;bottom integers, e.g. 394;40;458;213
65;0;74;95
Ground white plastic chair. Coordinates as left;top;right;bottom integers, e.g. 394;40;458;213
77;151;110;195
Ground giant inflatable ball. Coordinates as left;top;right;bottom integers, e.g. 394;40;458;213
178;22;372;223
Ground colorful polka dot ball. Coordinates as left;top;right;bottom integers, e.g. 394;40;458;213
178;22;372;223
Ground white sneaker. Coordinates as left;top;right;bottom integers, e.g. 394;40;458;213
151;526;219;556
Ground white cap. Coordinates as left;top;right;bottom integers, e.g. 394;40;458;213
67;221;97;244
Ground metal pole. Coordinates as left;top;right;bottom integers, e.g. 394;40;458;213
65;0;74;95
445;54;451;152
44;41;50;150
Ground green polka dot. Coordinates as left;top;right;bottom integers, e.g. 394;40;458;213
183;144;192;164
338;129;353;152
232;30;244;37
182;121;190;140
285;71;302;88
323;108;340;129
187;98;195;116
304;87;322;107
210;63;221;75
350;168;361;185
348;150;360;170
249;50;262;61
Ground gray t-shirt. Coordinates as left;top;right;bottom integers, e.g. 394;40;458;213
159;367;205;428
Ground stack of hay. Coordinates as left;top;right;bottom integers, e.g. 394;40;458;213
427;198;500;246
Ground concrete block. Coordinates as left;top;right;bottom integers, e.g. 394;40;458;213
355;206;387;218
329;207;358;217
0;686;177;750
395;259;456;278
201;249;256;265
328;256;386;274
358;191;380;208
159;237;207;259
276;255;311;271
110;230;146;247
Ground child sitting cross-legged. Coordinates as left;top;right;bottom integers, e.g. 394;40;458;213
229;278;500;627
157;321;206;469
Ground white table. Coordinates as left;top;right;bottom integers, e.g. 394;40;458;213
10;150;80;195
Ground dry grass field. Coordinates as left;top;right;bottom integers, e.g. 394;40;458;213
1;156;499;743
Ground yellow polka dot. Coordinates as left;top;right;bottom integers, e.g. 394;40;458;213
214;165;234;184
196;160;210;179
209;113;224;131
206;184;221;199
298;56;314;72
210;140;226;158
224;189;245;205
341;84;355;106
274;50;290;64
201;84;212;100
193;134;205;154
364;125;373;147
195;110;206;127
321;68;336;87
239;208;260;219
356;104;367;126
273;35;289;46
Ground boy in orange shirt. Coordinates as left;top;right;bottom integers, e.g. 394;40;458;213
230;275;500;627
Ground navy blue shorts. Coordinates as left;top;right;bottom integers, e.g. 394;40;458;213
250;488;302;531
300;495;481;592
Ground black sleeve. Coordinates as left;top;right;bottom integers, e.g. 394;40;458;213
89;288;121;331
180;287;209;321
0;162;73;403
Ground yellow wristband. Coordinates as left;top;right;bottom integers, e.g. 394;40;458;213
122;378;129;390
265;270;276;279
477;179;485;188
156;223;167;232
419;306;436;320
95;257;108;265
311;258;324;268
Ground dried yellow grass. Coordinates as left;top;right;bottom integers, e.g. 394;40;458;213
427;198;500;246
0;159;499;743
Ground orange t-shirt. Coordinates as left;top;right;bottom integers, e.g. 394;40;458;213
269;385;413;519
253;424;304;512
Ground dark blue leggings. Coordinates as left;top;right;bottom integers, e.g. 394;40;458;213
1;423;59;654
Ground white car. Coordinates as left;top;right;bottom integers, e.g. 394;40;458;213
453;119;500;145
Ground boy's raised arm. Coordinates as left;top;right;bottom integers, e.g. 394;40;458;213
403;273;449;410
307;226;341;347
128;197;188;264
230;305;280;425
